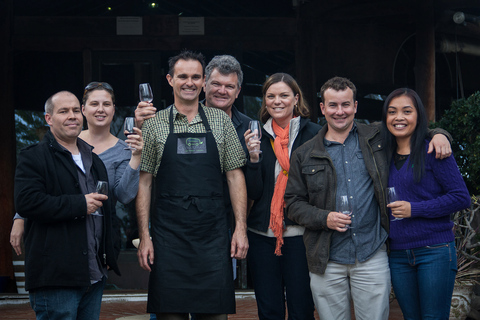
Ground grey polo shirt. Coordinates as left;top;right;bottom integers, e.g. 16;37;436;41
325;123;388;264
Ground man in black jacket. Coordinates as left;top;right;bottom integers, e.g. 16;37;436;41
204;55;251;152
204;55;252;268
14;91;120;320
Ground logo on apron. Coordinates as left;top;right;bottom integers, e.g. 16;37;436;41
177;137;207;154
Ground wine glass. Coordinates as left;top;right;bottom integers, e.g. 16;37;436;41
96;180;108;195
386;187;403;221
139;83;153;103
93;180;108;216
123;117;136;150
248;120;262;154
339;195;353;229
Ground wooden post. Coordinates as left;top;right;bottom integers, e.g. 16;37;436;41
415;0;436;122
0;0;17;293
83;48;93;85
295;13;318;122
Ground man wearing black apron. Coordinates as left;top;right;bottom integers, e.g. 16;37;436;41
136;51;248;320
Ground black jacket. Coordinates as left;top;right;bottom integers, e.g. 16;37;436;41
245;117;321;232
223;106;251;225
14;130;120;291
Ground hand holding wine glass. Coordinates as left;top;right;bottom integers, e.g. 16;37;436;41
248;120;262;154
338;195;353;229
124;117;137;150
386;187;403;221
139;83;153;103
92;180;108;216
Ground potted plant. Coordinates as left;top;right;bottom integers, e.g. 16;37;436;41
450;196;480;320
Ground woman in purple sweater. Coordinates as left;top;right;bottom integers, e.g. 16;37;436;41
381;88;470;320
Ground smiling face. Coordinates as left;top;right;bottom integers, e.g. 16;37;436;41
204;69;240;114
167;59;205;105
264;81;299;128
386;95;418;143
82;89;115;129
45;92;83;145
320;87;357;135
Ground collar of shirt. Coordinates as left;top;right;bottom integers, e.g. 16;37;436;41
323;122;358;147
172;104;204;125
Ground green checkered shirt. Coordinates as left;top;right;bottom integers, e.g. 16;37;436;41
141;104;246;177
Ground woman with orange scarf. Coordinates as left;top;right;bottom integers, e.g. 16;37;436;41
244;73;320;320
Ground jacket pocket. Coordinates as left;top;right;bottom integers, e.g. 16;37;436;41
302;165;326;192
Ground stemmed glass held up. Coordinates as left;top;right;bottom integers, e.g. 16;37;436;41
123;117;137;151
339;195;353;229
248;120;262;154
139;83;153;103
386;187;403;221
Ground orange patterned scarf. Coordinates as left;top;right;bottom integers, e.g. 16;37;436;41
269;120;290;256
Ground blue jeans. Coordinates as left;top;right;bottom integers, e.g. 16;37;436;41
389;242;457;320
29;277;106;320
247;231;315;320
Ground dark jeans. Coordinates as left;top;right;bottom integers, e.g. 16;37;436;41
29;277;106;320
247;231;315;320
389;241;457;320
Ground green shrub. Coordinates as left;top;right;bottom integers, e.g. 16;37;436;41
433;92;480;194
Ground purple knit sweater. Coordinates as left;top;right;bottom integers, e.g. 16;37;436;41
388;142;471;250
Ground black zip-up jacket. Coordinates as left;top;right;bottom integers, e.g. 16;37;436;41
245;117;321;232
14;130;120;291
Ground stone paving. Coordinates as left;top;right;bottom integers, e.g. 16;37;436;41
0;291;403;320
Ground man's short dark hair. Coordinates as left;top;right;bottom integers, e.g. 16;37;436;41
205;55;243;88
320;76;357;103
168;50;206;77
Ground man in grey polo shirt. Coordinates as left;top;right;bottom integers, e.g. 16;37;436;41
285;77;452;320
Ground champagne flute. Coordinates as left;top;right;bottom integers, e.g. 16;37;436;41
93;180;108;216
386;187;403;221
339;195;353;229
248;120;262;154
123;117;136;150
139;83;153;103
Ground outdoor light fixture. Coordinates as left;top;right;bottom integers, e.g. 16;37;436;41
453;12;466;24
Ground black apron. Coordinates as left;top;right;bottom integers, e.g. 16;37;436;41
147;106;235;314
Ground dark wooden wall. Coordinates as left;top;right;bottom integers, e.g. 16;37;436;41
0;0;16;293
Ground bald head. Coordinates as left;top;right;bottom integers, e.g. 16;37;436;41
45;91;79;114
44;91;83;146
